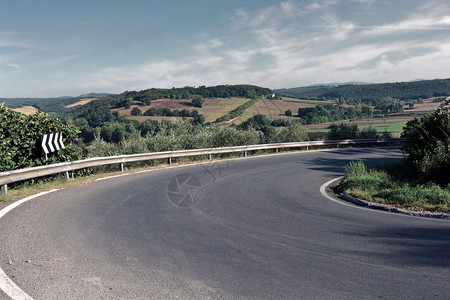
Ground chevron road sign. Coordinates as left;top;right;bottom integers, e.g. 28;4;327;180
41;132;65;156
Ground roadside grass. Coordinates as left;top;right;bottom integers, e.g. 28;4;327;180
0;171;124;203
341;161;450;212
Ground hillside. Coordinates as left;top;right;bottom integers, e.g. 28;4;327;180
275;78;450;102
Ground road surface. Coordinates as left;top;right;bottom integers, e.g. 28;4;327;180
0;147;449;299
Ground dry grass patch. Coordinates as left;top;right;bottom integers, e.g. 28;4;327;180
11;106;39;115
65;98;97;108
197;98;248;122
232;99;316;124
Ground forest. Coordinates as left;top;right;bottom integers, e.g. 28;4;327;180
275;78;450;102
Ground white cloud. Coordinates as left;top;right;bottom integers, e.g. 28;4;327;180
6;63;19;68
306;0;340;11
4;0;450;97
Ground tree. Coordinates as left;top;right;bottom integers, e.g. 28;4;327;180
271;124;308;143
327;123;359;140
192;95;205;108
285;109;292;117
131;107;142;116
112;127;125;143
402;99;450;185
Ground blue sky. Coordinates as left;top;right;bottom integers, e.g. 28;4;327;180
1;0;450;97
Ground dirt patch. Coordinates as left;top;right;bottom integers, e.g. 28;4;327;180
65;98;97;108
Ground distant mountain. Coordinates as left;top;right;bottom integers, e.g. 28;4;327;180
274;78;450;102
78;93;111;98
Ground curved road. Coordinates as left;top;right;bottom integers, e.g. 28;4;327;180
0;147;449;299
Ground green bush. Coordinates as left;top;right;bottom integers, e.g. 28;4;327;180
131;107;142;116
402;99;450;185
191;95;205;108
270;124;308;143
0;103;80;171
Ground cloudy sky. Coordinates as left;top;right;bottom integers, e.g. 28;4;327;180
1;0;450;97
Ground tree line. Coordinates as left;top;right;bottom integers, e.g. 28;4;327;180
295;103;374;124
275;78;450;102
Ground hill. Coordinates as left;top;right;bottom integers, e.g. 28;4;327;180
0;93;110;111
275;78;450;102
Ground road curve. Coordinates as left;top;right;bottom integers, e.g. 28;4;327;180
0;147;449;299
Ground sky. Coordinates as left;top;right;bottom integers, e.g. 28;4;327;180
1;0;450;98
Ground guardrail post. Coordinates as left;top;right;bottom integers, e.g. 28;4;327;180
1;184;7;195
119;163;124;172
168;157;172;164
64;171;70;180
244;151;247;157
208;154;212;160
276;148;279;153
307;146;309;150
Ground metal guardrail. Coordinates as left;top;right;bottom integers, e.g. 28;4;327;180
0;138;405;195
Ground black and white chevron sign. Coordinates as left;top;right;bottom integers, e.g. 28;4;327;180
41;132;65;155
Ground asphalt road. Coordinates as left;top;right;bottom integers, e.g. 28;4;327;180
0;147;449;299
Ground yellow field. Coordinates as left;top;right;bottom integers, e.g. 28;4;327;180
199;98;249;122
11;106;39;115
65;98;97;108
116;98;250;123
231;99;319;125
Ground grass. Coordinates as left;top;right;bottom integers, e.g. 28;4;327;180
341;161;450;212
0;171;125;203
117;98;250;123
200;98;249;122
359;122;406;133
231;99;317;124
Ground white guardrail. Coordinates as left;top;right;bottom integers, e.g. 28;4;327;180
0;138;405;195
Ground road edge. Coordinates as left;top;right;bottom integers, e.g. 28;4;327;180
0;190;60;300
321;177;450;220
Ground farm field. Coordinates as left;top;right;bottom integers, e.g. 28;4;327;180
128;116;188;122
65;98;97;108
232;98;322;124
111;96;443;138
114;98;250;123
11;105;39;115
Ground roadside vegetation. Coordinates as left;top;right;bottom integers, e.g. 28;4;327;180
340;100;450;212
1;81;449;209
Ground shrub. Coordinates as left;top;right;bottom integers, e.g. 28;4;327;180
402;99;450;185
270;124;308;143
131;107;142;116
0;103;80;171
191;95;205;108
327;123;359;140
